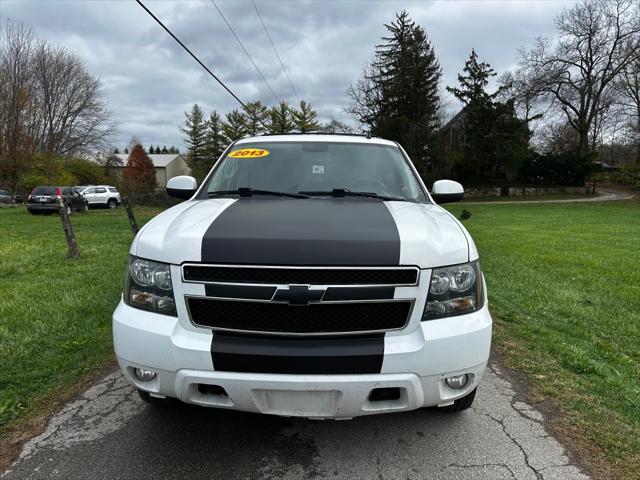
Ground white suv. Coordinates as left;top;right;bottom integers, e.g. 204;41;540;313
80;185;121;209
113;134;492;419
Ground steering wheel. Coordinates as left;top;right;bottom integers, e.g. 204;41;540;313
349;178;389;193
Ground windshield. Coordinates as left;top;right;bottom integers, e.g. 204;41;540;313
32;187;58;195
199;141;427;203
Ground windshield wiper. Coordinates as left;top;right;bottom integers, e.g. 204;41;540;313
299;188;404;202
208;187;308;199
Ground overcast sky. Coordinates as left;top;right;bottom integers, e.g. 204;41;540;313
1;0;574;150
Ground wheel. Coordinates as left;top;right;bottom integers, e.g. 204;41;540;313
108;199;117;209
439;388;477;412
137;389;174;407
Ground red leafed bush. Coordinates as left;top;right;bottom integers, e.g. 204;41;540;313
122;144;156;195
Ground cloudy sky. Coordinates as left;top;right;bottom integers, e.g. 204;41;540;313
2;0;573;150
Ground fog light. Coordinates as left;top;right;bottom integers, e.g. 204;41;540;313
134;368;156;382
445;374;468;389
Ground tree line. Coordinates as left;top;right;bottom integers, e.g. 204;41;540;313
181;100;352;180
114;145;180;155
4;2;639;194
349;1;640;188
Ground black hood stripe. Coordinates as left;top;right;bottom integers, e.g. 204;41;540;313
200;197;401;266
202;197;399;374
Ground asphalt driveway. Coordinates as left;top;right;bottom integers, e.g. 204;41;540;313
1;362;590;480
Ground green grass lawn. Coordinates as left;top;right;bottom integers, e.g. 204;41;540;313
447;199;640;479
0;200;638;478
0;206;161;435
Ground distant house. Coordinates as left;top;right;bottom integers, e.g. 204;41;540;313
441;109;466;154
113;153;191;188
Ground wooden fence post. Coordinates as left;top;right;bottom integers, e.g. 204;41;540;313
57;198;80;258
123;197;139;236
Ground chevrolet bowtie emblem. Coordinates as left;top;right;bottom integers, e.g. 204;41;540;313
273;285;324;306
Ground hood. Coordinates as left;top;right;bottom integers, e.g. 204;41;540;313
133;198;469;268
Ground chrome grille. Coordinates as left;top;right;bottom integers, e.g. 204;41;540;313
182;264;419;335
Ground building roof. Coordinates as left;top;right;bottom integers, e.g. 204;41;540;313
114;153;183;168
441;109;466;132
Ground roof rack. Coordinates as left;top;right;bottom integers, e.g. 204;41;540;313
259;131;373;139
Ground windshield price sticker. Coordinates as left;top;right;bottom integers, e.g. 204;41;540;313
312;165;325;174
229;148;270;158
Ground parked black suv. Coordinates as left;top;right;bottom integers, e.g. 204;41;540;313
27;186;88;215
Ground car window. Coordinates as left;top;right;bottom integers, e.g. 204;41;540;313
95;187;107;193
201;141;427;203
108;187;118;193
84;188;95;194
32;187;57;195
0;190;10;196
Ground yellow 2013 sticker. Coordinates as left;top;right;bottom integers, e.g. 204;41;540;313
229;148;270;158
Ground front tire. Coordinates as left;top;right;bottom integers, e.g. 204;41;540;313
108;199;117;209
439;388;477;412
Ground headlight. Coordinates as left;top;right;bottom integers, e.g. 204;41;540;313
124;256;176;315
422;261;483;320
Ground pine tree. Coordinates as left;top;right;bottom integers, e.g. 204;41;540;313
124;147;129;154
122;144;156;195
205;112;226;159
348;11;441;173
243;101;270;136
181;104;207;173
148;144;154;154
222;109;248;143
161;145;168;154
113;147;120;154
269;101;294;134
189;111;227;182
446;50;528;183
292;100;319;133
447;49;501;106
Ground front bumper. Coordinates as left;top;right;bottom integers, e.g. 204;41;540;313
27;203;60;212
113;300;492;418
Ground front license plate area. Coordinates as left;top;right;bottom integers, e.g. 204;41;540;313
252;389;342;417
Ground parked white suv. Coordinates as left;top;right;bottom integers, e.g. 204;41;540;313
113;134;492;419
79;185;121;208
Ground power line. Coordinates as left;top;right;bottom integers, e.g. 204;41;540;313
251;0;301;104
135;0;249;111
210;0;280;104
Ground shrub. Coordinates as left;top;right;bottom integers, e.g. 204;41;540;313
15;155;111;194
517;150;593;186
122;144;156;196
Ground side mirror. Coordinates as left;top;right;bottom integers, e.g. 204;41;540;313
431;180;464;204
167;175;198;199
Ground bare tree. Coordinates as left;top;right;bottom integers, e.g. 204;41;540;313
319;117;356;134
0;21;116;188
615;55;640;158
517;0;640;156
30;42;116;154
345;64;383;130
0;22;37;185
